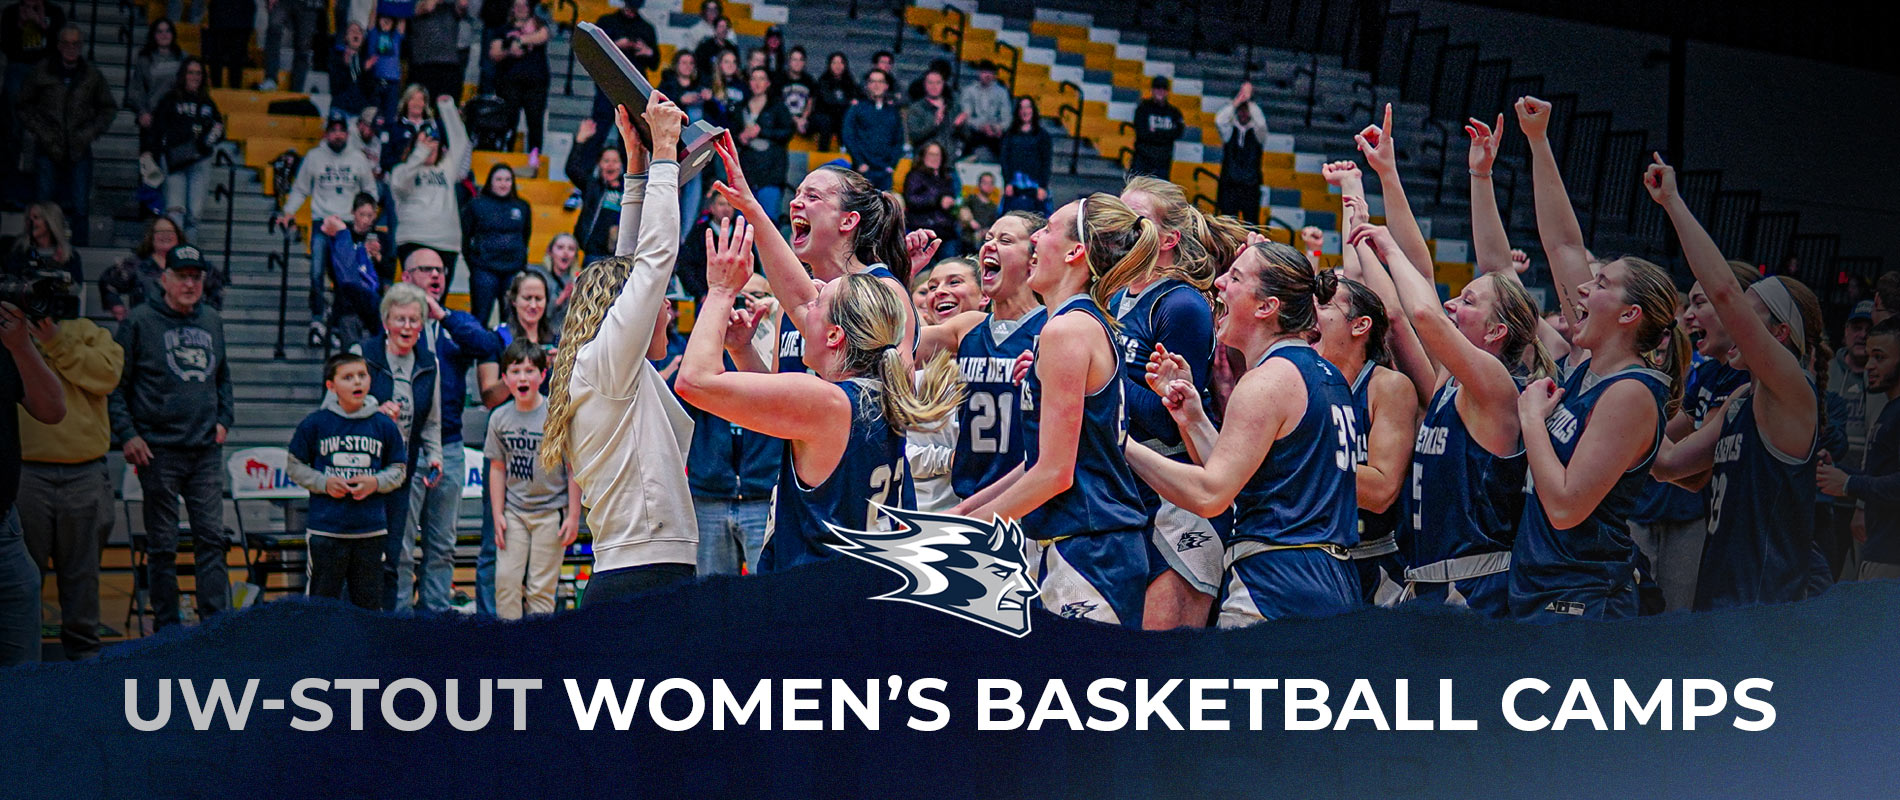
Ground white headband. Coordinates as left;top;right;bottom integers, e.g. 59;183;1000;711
1751;276;1806;354
1075;196;1088;247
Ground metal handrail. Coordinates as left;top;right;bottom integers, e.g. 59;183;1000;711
942;4;967;89
992;41;1020;95
213;149;239;284
1191;193;1217;214
1420;118;1456;205
893;0;909;53
558;0;580;96
1057;101;1083;175
268;234;290;360
1116;146;1135;170
1294;55;1320;128
1192;165;1219;189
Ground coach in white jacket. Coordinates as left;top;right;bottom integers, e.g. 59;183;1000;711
541;98;699;603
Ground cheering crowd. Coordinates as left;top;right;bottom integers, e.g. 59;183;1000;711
1;0;1896;666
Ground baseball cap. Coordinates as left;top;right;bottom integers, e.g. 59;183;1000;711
168;246;208;272
1151;76;1170;90
1850;300;1874;322
325;112;350;132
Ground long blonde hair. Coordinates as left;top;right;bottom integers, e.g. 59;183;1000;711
1486;273;1558;381
830;273;963;432
542;256;634;470
1121;176;1247;291
1618;256;1691;418
1076;193;1159;318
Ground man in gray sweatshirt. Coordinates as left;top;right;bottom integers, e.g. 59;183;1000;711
108;247;235;630
273;116;379;348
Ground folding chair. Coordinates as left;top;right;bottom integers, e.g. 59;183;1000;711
227;447;312;602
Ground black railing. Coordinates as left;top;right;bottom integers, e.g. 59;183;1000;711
1192;193;1218;214
1186;0;1205;59
1193;165;1219;192
1294;55;1319;128
1116;146;1135;170
116;20;133;87
993;41;1020;95
942;4;967;88
1420;118;1455;205
269;231;292;360
212;149;240;284
558;0;580;96
893;0;909;53
1056;80;1083;175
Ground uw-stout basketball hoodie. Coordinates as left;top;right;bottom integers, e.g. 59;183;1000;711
285;392;409;537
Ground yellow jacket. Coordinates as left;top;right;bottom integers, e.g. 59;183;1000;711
20;318;123;464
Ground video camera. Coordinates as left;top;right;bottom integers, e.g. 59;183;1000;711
0;258;82;321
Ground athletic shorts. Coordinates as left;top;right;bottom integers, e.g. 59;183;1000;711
1403;571;1512;618
1217;547;1361;628
1509;577;1640;622
1353;552;1406;608
1028;529;1148;628
1143;499;1223;596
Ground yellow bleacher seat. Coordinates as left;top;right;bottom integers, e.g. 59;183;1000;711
226;112;323;142
515;179;574;206
209;89;311;116
470;150;535;181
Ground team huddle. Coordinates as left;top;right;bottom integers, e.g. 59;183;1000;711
543;91;1896;630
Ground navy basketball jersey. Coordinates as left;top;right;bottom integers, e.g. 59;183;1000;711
1231;339;1361;549
776;265;910;376
951;306;1047;499
1020;295;1147;539
1111;279;1213;453
1401;378;1526;568
1692;383;1819;610
758;379;915;572
1510;360;1670;618
1685;359;1747;426
1349;363;1401;545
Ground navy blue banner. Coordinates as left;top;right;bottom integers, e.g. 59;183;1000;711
4;559;1898;798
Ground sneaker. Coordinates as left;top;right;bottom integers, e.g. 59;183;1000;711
527;148;541;172
564;189;582;211
307;320;326;348
255;78;279;91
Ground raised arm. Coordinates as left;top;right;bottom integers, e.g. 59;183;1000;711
1355;103;1436;281
1352;222;1523;455
710;133;824;336
1645;156;1814;457
576;99;686;396
437;96;471;183
675;217;854;447
613;105;651;257
1350;234;1435;410
1517;96;1591;335
1465;113;1513;275
1359;369;1420;514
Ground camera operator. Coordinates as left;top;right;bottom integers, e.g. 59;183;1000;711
14;275;121;659
108;246;234;631
0;299;67;666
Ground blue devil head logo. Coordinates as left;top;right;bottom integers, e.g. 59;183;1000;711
826;505;1040;637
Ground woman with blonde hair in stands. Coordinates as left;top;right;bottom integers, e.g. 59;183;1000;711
542;98;701;603
952;194;1155;628
677;218;962;571
1507;97;1688;621
1645;157;1821;611
1114;174;1249;629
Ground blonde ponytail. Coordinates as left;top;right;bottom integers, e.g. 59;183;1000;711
541;256;634;471
830;273;964;432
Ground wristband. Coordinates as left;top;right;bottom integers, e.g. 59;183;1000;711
1469;169;1492;178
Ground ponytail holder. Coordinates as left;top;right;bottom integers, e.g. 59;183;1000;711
875;343;898;355
1751;276;1806;355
